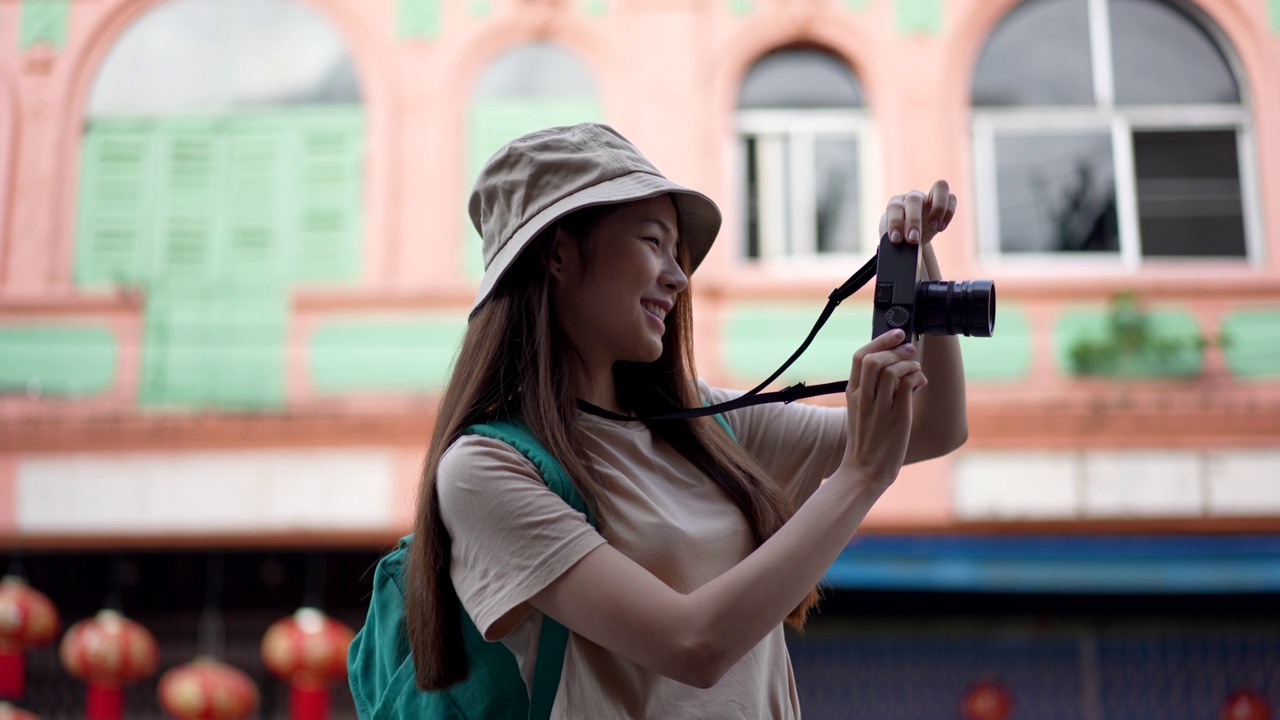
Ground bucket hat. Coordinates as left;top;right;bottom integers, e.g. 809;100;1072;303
468;122;722;316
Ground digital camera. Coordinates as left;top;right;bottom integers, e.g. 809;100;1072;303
871;234;995;340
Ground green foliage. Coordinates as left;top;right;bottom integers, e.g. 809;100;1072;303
1066;293;1208;378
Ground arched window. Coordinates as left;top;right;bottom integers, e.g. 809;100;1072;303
77;0;365;288
75;0;365;410
971;0;1254;263
737;48;872;261
465;42;601;277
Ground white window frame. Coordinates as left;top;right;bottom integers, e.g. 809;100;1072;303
971;0;1263;271
737;109;879;265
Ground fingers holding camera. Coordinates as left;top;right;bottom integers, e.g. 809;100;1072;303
845;333;923;488
879;180;959;246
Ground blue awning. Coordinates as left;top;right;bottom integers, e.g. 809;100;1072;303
824;535;1280;594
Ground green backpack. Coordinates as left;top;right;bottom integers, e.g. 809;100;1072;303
347;420;595;720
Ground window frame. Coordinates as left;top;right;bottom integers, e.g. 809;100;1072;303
971;0;1263;271
736;108;880;265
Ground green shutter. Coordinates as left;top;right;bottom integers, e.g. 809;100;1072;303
289;111;365;284
224;119;287;282
76;122;156;287
466;100;602;278
152;120;224;283
141;284;286;409
20;0;69;48
0;326;117;396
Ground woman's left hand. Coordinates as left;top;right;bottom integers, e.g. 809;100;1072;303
879;179;957;246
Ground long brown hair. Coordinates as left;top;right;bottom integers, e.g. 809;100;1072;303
404;201;821;690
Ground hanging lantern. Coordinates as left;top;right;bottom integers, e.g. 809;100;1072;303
961;678;1013;720
261;608;354;720
1222;688;1270;720
0;576;61;700
158;657;259;720
0;702;42;720
60;609;159;720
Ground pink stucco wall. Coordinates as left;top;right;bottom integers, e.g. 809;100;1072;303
0;0;1277;540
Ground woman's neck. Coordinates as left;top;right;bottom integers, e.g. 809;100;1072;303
580;361;630;417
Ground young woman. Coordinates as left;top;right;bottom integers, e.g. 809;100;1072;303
404;123;968;717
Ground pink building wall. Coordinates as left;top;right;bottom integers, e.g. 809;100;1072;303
1;0;1278;544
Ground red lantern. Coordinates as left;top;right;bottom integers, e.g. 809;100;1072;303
158;657;259;720
60;609;159;720
0;701;42;720
261;608;354;720
961;679;1013;720
0;576;61;700
1222;689;1271;720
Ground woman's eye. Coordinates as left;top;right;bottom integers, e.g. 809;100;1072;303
643;237;661;247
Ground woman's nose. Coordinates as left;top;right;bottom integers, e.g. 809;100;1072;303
660;256;688;293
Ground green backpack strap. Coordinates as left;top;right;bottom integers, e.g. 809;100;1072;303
462;420;597;720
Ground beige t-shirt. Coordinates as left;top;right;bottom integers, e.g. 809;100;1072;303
436;386;846;719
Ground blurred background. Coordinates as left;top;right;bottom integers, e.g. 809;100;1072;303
1;0;1279;718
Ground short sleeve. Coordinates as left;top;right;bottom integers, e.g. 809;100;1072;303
436;435;607;639
702;382;846;508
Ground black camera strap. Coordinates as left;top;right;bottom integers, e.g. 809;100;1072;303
579;253;879;422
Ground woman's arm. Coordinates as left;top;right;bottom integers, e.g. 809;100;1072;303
879;180;970;464
530;330;924;688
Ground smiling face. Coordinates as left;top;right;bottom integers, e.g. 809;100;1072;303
549;194;688;381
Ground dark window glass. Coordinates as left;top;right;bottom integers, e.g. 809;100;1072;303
995;132;1118;253
973;0;1094;106
743;137;761;259
1110;0;1239;105
475;42;597;99
1134;130;1245;257
814;137;860;253
738;50;863;108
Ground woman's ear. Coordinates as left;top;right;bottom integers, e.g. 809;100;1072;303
548;226;573;280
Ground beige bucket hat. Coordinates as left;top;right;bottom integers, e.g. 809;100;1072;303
468;123;722;316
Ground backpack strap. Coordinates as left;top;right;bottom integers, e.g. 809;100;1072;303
461;420;595;720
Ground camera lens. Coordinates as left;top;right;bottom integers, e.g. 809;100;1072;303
916;280;996;337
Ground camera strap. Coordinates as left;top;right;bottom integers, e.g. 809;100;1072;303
578;253;878;422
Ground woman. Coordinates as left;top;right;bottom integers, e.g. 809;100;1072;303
404;123;967;717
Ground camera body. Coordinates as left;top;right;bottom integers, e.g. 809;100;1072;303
871;234;996;341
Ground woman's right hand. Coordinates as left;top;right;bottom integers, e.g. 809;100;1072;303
841;328;927;490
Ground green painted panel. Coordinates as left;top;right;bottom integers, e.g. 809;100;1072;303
20;0;68;48
398;0;441;39
583;0;608;17
728;0;753;16
309;315;468;393
957;303;1032;382
1056;305;1204;378
466;100;603;278
1271;0;1280;33
153;119;224;283
1221;310;1280;379
141;285;286;410
896;0;942;35
724;302;871;384
0;327;116;396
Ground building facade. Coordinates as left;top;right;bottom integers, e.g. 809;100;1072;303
2;0;1280;717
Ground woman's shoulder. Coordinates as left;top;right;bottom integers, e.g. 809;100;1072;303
436;433;543;497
